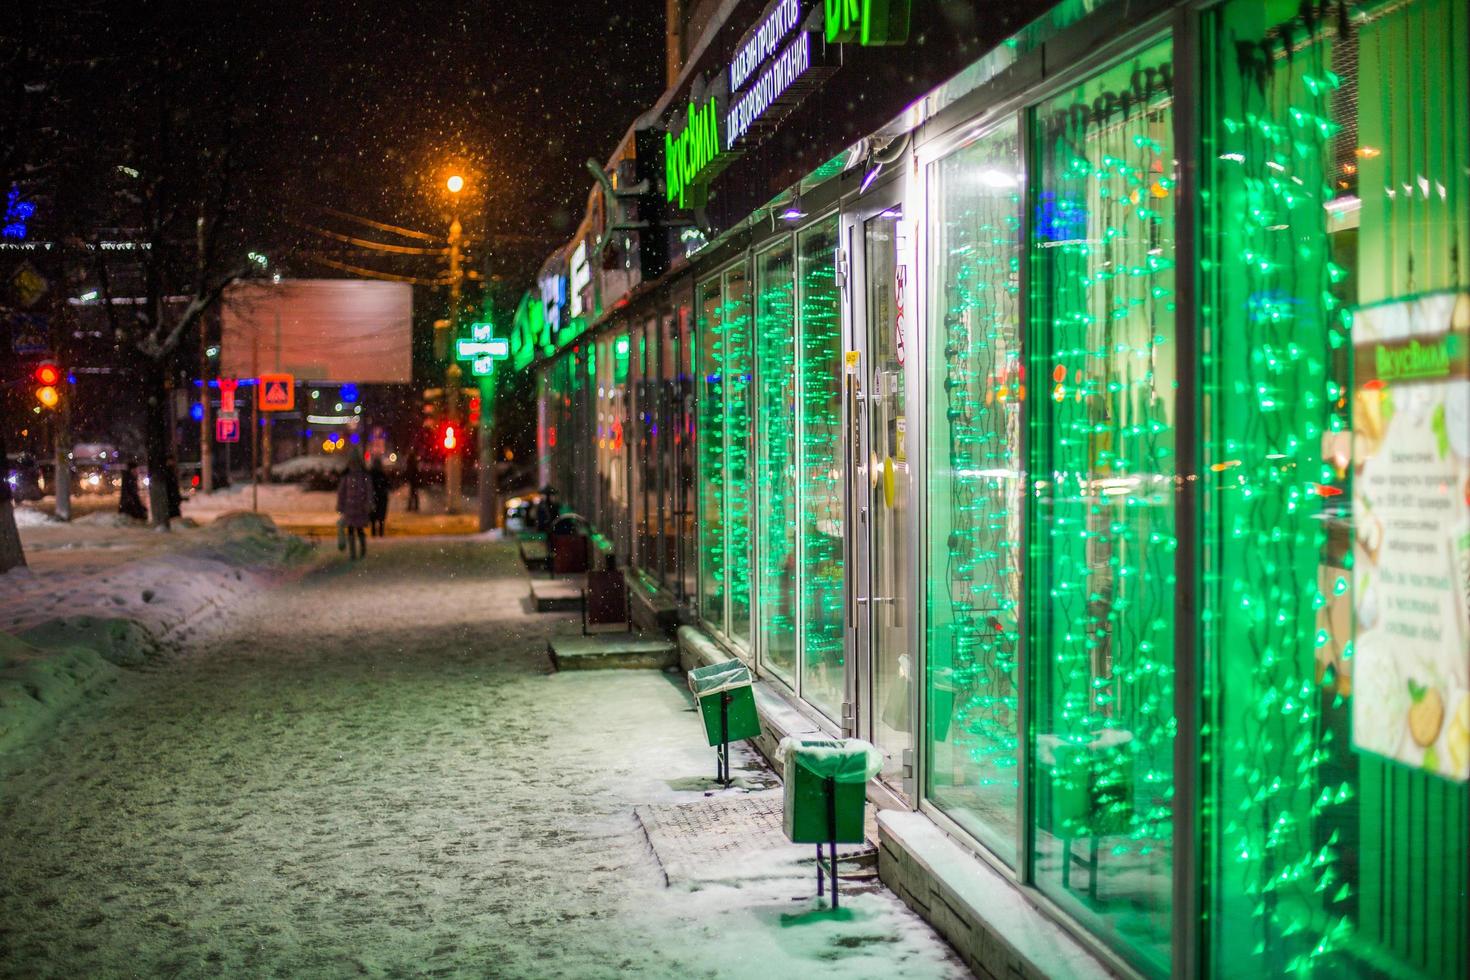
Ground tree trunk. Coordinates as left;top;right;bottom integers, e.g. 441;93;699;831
0;430;27;573
143;357;172;530
54;390;73;522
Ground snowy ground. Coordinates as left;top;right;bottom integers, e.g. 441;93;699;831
1;508;311;753
182;484;483;537
0;538;965;979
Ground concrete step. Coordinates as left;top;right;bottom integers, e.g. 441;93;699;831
528;577;583;612
548;634;679;671
518;538;550;573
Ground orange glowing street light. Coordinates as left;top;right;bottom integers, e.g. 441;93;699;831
446;174;464;194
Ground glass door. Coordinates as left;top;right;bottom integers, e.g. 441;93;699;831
848;187;915;798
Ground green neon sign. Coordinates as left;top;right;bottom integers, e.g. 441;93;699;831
824;0;910;46
665;96;721;209
455;321;510;376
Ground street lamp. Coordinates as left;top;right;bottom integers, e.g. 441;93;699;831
443;173;466;514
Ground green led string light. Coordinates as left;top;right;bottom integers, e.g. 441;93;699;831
1031;41;1176;971
725;271;755;644
1205;1;1470;976
1205;7;1346;974
926;121;1024;853
798;221;846;715
698;279;728;633
756;245;799;682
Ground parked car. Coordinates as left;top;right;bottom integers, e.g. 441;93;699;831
5;453;47;502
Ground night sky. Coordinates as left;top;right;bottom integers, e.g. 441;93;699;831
262;1;669;264
8;0;669;285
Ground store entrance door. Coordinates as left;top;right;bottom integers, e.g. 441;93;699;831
846;188;914;800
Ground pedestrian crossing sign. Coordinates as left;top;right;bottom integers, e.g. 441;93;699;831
257;373;295;411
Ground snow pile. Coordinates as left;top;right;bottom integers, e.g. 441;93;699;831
0;631;118;753
9;505;62;529
0;510;311;754
71;510;148;529
184;483;342;518
268;454;345;481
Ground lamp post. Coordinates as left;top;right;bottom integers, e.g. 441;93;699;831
443;174;465;515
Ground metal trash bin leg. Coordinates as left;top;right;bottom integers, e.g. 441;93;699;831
826;776;839;909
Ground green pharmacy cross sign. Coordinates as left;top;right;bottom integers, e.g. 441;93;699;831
455;322;510;377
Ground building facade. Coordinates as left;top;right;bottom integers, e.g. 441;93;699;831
510;0;1470;976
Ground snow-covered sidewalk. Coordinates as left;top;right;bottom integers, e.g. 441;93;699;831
1;507;311;753
0;538;965;978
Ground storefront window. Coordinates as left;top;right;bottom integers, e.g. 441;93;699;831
798;218;846;720
676;295;697;604
925;118;1023;861
635;322;657;575
697;275;727;635
756;241;798;684
726;267;754;647
658;310;678;588
1202;1;1469;976
1029;39;1177;974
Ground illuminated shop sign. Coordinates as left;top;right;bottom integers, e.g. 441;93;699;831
824;0;911;45
726;32;811;149
539;271;566;332
569;240;591;318
731;0;802;91
663;0;903;207
665;96;722;208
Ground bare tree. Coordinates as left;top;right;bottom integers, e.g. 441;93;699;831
80;17;266;528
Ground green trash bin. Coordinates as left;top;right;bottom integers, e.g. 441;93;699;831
689;660;762;747
778;737;882;845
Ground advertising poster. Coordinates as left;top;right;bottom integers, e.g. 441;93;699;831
1351;291;1470;781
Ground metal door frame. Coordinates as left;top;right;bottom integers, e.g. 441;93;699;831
841;177;913;799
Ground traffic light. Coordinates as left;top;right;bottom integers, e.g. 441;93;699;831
441;424;458;452
33;361;61;410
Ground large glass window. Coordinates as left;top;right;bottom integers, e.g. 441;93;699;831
725;268;754;648
798;218;846;720
697;276;727;635
634;322;656;572
755;242;799;684
1028;39;1177;974
696;265;754;650
1202;1;1469;977
675;294;697;604
925;118;1024;861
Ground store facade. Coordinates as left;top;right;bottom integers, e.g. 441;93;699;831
514;0;1469;976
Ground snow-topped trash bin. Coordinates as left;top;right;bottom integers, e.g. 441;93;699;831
778;737;882;908
689;659;760;785
778;737;880;844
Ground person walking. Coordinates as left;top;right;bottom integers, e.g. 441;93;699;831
404;450;421;513
336;453;373;560
118;460;148;521
368;455;390;537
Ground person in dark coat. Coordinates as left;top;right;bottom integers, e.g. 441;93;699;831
533;486;560;532
163;455;183;519
404;451;421;513
119;460;148;521
336;453;373;560
368;455;390;537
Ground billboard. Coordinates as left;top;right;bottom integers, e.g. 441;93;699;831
221;279;412;383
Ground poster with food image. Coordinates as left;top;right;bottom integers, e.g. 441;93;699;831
1350;291;1470;782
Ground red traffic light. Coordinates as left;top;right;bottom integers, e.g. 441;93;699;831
33;362;61;386
442;424;458;452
